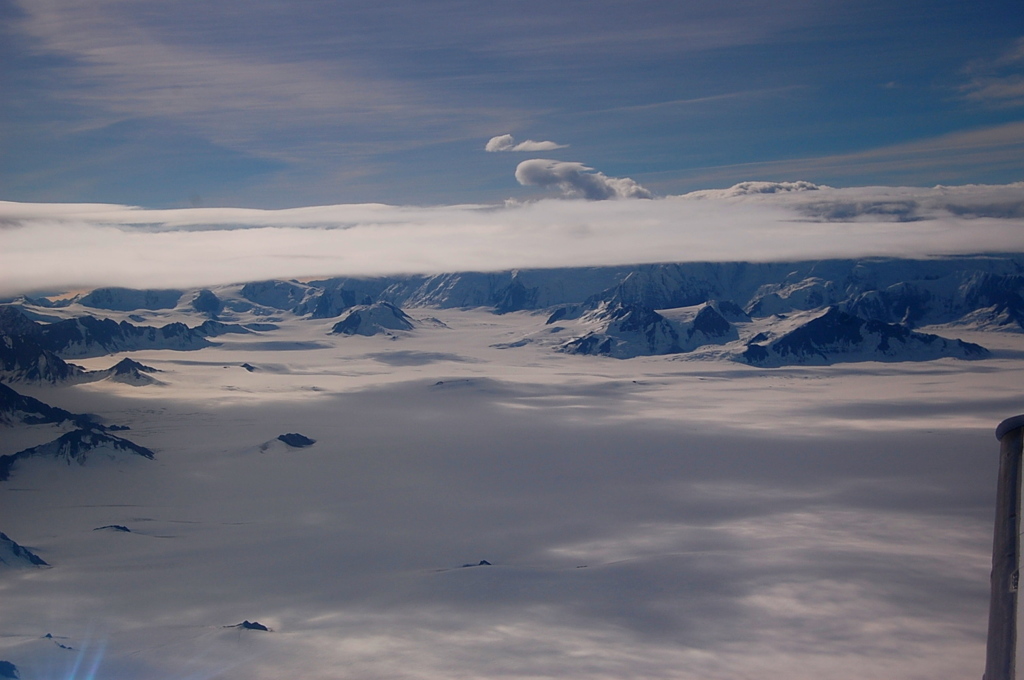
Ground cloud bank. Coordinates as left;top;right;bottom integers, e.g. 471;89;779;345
485;134;568;152
2;182;1024;297
515;159;653;200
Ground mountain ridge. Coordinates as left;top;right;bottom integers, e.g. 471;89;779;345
4;254;1021;364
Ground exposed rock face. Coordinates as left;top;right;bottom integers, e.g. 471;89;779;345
110;358;157;374
742;307;988;366
0;531;48;568
78;288;183;311
545;306;583;324
300;288;361;319
191;289;223;318
277;433;316;447
293;278;392;317
34;316;213;358
331;302;415;336
685;305;737;348
712;300;751;323
104;358;162;386
0;382;79;425
747;277;839;316
193;320;251;337
843;282;934;327
0;306;249;364
0;333;82;384
240;280;311;311
560;303;681;358
560;302;737;358
492;272;539;314
460;560;492;568
0;306;43;338
0;428;155;482
1;382;152;484
597;268;718;310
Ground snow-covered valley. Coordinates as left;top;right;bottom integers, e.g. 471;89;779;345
1;266;1023;679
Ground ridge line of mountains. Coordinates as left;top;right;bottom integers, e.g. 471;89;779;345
0;381;155;484
5;254;1018;368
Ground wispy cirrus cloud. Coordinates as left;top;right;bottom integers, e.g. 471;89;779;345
675;121;1024;188
6;0;512;163
958;37;1024;108
962;77;1024;108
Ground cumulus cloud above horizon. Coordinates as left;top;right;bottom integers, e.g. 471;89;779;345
2;182;1023;297
515;159;653;200
485;134;568;152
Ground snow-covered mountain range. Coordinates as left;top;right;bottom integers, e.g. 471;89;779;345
4;254;1019;367
0;378;153;483
0;254;1016;507
1;254;1021;680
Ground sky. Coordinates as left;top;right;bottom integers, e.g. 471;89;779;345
1;0;1023;208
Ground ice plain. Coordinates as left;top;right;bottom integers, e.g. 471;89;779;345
2;303;1023;680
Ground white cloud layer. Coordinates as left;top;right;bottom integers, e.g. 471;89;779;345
2;182;1023;297
515;159;653;199
485;134;568;152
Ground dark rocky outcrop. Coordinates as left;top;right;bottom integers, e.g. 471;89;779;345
560;303;682;359
0;531;48;568
742;307;988;366
0;382;81;426
0;428;155;482
78;288;183;311
229;620;270;631
460;560;492;568
0;305;248;363
331;302;415;336
240;280;310;311
0;332;83;384
190;289;223;318
277;433;316;448
104;357;162;385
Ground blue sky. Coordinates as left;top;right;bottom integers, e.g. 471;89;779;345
1;0;1022;207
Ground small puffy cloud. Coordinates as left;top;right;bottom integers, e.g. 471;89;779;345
486;134;567;152
511;139;568;152
684;181;827;199
485;134;516;152
515;159;653;200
